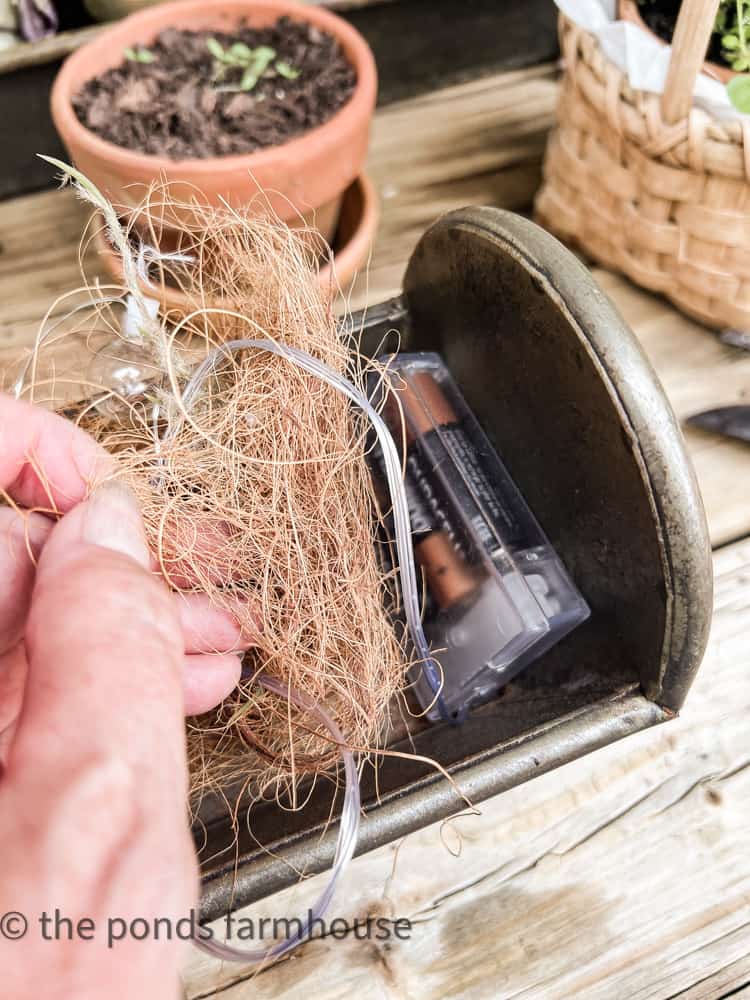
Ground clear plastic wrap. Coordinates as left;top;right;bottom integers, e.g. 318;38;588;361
371;352;590;721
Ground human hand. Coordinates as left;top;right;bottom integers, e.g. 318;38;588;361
0;394;250;998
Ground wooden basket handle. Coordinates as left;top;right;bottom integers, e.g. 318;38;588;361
660;0;721;123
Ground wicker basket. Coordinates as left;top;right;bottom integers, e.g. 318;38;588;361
535;0;750;331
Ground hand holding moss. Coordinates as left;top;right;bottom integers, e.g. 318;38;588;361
0;393;251;997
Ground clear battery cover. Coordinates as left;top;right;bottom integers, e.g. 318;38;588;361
375;352;590;721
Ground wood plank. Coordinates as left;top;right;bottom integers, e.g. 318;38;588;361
347;65;558;312
0;25;102;76
675;953;750;999
590;271;750;549
182;537;750;1000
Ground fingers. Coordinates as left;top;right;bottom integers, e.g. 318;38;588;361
152;514;245;590
173;594;255;713
0;393;111;513
0;481;196;997
0;644;27;765
174;592;242;653
183;652;243;716
0;508;52;654
173;591;259;654
0;509;53;762
8;481;186;796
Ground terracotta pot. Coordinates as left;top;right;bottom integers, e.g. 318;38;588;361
618;0;736;84
92;172;379;308
51;0;377;245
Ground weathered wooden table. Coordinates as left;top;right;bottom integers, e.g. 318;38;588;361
2;65;749;1000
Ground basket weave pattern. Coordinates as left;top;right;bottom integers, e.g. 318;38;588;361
535;14;750;331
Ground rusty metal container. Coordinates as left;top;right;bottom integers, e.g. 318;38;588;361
198;206;713;921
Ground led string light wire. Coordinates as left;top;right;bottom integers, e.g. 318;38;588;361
193;673;360;963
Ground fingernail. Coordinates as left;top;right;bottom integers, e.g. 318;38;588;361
83;481;150;569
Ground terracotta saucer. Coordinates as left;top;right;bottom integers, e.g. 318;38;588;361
91;172;378;310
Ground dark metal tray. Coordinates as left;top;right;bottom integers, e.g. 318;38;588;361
197;206;713;921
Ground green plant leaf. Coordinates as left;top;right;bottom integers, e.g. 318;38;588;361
254;46;276;64
275;60;300;80
727;73;750;111
240;46;276;89
124;46;155;63
732;55;750;70
206;37;226;60
229;41;253;59
240;67;259;91
723;33;740;48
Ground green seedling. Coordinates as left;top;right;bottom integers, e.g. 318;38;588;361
124;46;156;64
206;37;300;92
727;73;750;111
717;0;750;72
638;0;750;112
275;60;300;80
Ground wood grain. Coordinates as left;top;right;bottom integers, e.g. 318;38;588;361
0;25;102;76
346;66;558;312
182;538;750;1000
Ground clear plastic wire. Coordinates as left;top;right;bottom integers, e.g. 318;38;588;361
169;337;448;965
193;672;360;963
13;295;128;401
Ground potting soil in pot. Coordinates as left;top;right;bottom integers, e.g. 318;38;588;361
72;16;357;158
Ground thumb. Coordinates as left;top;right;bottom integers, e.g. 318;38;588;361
9;481;187;803
0;488;197;999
